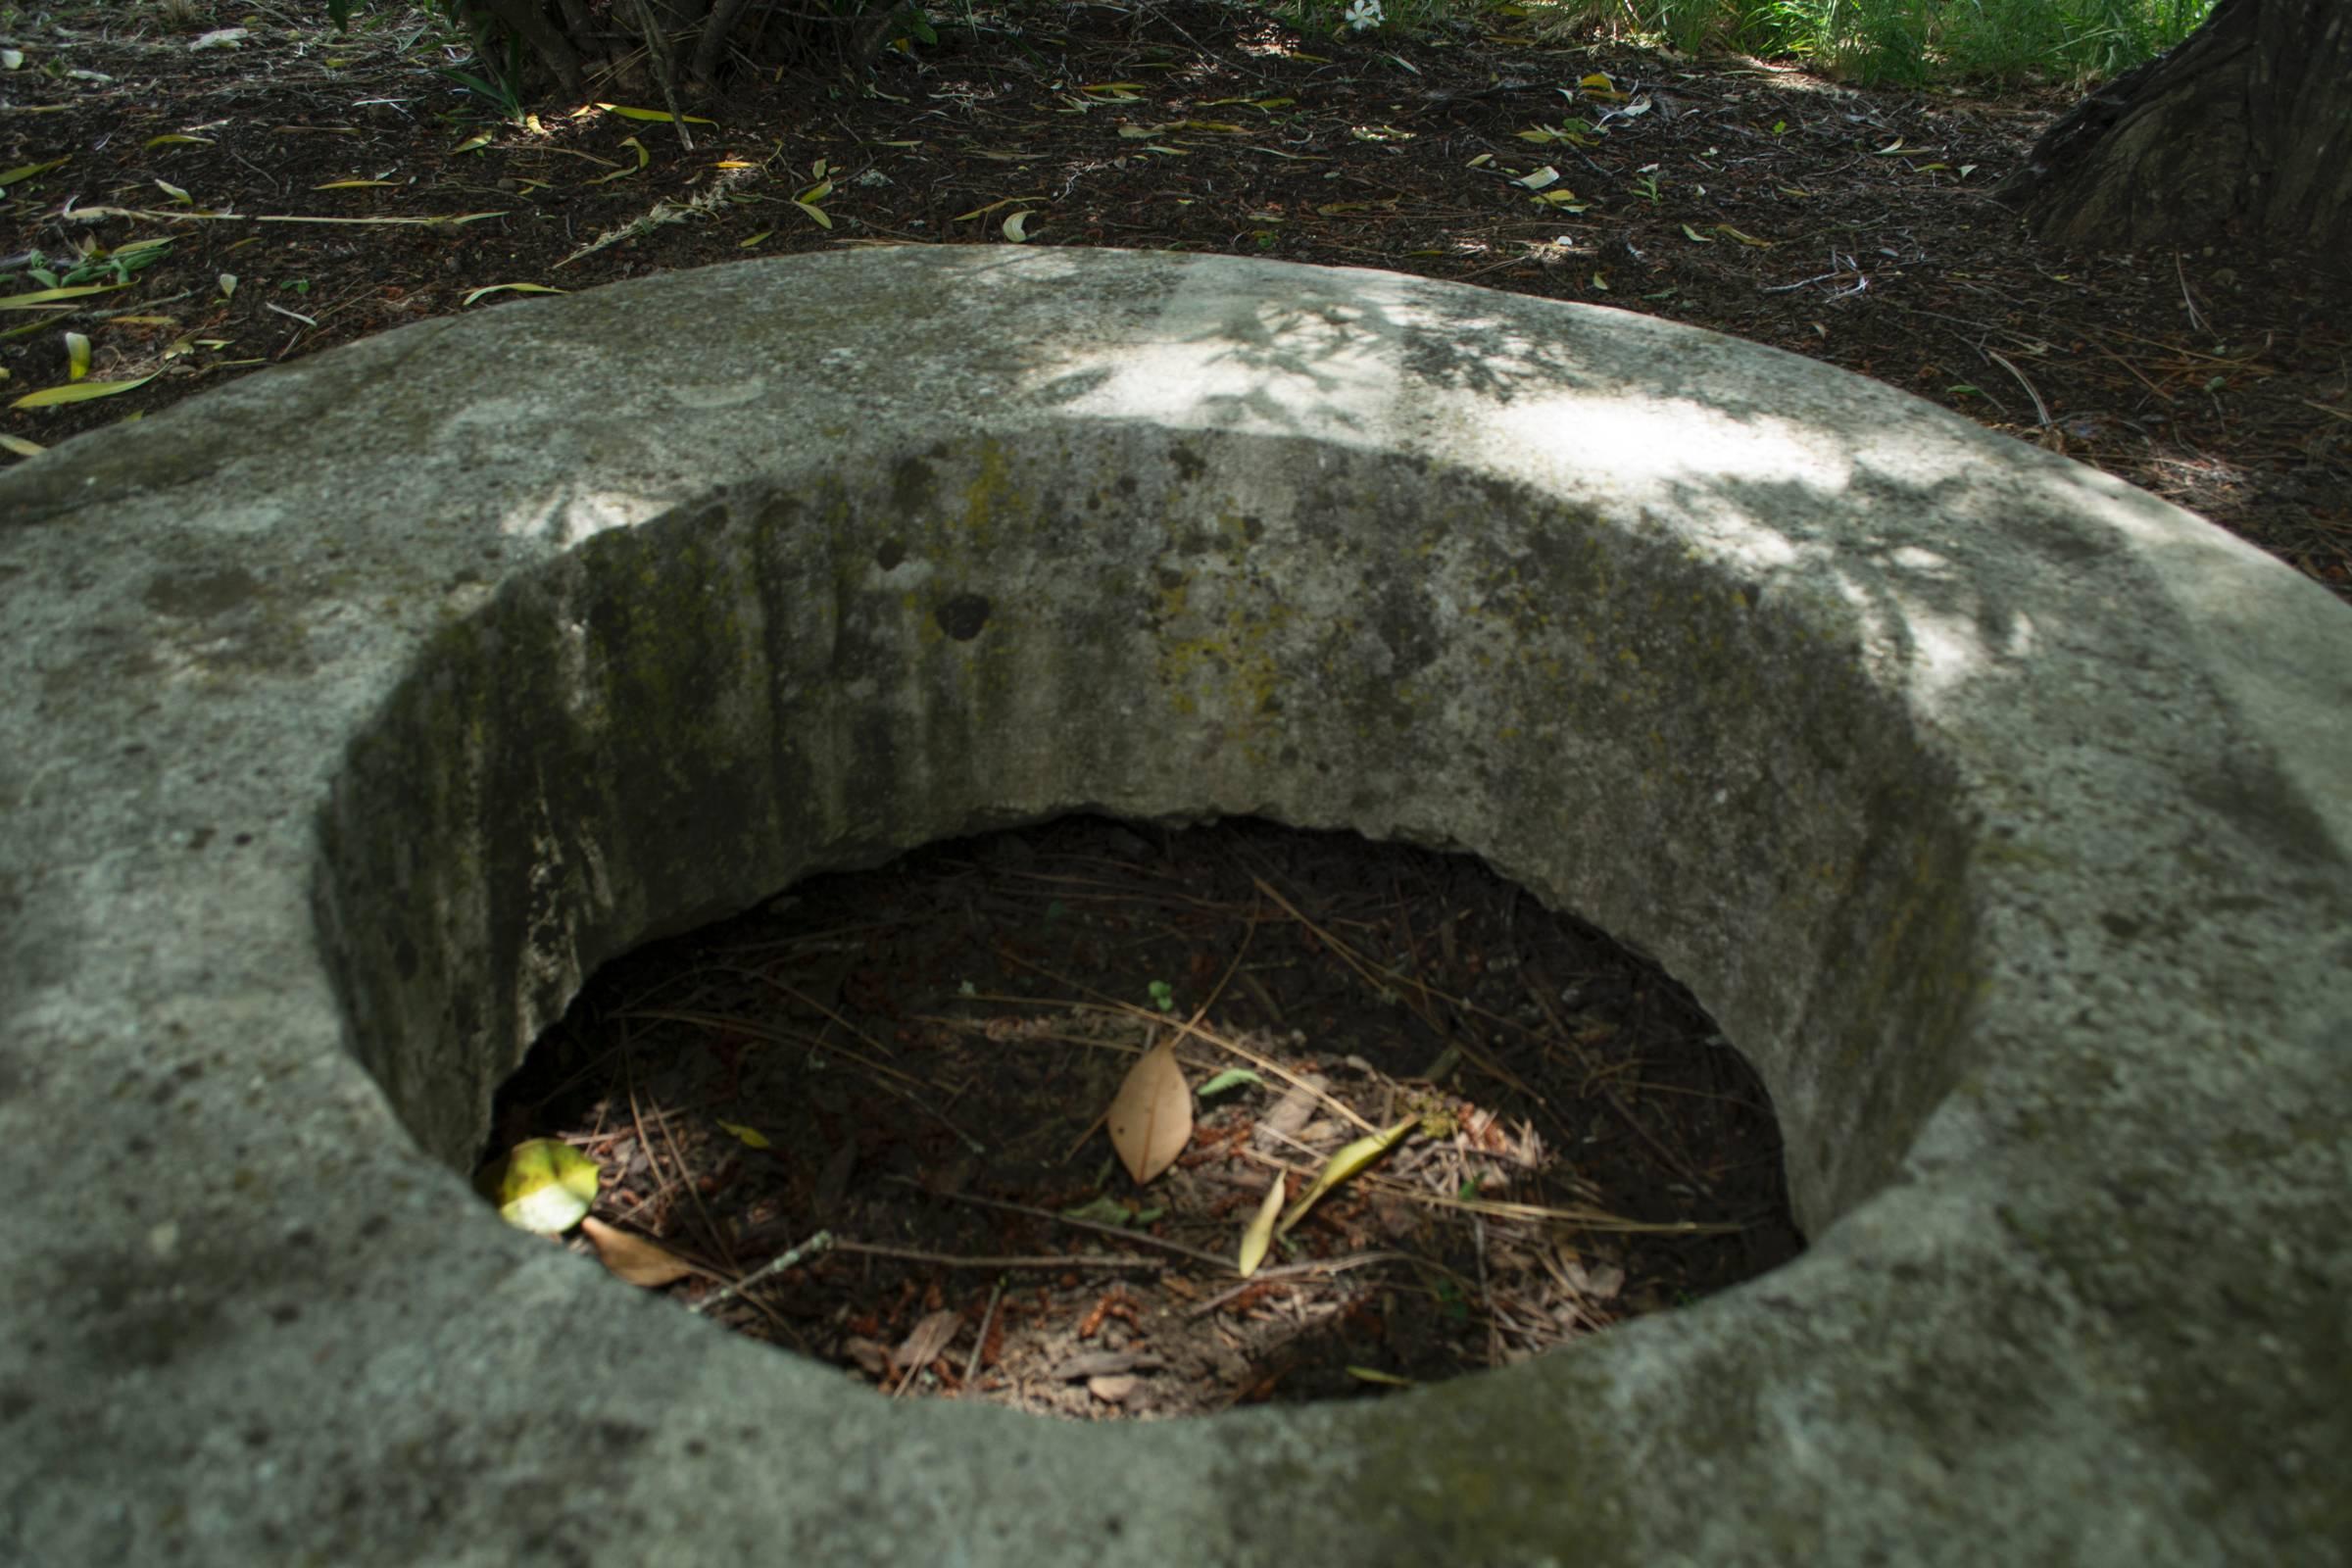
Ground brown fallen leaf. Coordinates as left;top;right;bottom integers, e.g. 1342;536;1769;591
579;1215;694;1288
893;1308;962;1371
1106;1039;1192;1185
1088;1375;1139;1404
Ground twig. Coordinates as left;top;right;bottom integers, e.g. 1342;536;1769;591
688;1229;833;1314
1182;1250;1424;1317
963;1279;1006;1387
1521;962;1715;1197
889;1178;1239;1271
830;1240;1166;1272
2175;252;2205;336
1984;348;2050;427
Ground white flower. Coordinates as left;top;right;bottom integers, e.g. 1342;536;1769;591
1345;0;1384;31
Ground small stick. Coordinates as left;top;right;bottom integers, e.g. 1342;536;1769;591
689;1229;832;1315
1984;348;2051;428
962;1279;1006;1389
831;1241;1166;1273
888;1178;1238;1271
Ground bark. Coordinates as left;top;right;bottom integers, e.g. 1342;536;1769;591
1999;0;2352;254
475;0;587;96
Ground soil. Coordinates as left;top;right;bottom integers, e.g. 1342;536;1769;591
7;2;2339;1414
493;815;1801;1417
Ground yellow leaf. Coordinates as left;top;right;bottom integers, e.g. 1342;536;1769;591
63;331;88;380
796;177;834;203
579;1216;695;1287
314;178;398;189
155;178;192;205
596;102;718;125
1716;224;1773;247
1106;1041;1191;1186
0;433;44;457
1237;1176;1286;1277
480;1138;599;1235
716;1119;772;1150
1681;223;1714;243
738;229;773;248
454;132;494;154
145;134;213;148
1278;1117;1413;1235
11;373;155;410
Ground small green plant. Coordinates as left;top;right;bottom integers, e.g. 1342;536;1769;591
1631;170;1663;204
1537;0;2213;86
22;238;172;290
1147;979;1175;1012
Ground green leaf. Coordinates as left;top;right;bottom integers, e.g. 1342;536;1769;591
1062;1195;1143;1227
0;282;123;309
715;1119;771;1150
1196;1068;1263;1099
0;157;69;188
11;373;155;410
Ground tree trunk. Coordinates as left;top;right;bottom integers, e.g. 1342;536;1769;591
1999;0;2352;254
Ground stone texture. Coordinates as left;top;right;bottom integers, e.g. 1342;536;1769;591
1;247;2346;1566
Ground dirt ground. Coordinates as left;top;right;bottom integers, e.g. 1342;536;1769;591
5;1;2346;593
496;815;1801;1416
7;2;2339;1413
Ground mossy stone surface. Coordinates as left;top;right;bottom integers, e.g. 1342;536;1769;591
2;249;2346;1566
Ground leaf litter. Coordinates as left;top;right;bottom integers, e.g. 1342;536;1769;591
488;816;1803;1418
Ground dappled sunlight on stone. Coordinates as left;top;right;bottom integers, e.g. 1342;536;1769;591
4;248;2346;1568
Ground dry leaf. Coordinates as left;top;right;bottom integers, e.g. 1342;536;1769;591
1088;1375;1139;1404
579;1215;694;1288
893;1308;962;1370
1106;1041;1192;1184
1237;1176;1287;1277
1254;1073;1327;1147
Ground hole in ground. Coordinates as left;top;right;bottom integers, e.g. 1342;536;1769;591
485;815;1803;1418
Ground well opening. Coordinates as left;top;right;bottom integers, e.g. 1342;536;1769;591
314;425;1983;1330
481;812;1801;1414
